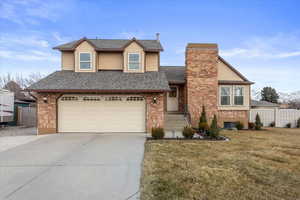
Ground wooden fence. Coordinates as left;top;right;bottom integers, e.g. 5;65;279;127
18;106;36;127
250;109;300;128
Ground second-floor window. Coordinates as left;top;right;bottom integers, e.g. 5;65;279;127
234;86;244;105
128;53;140;70
79;53;92;70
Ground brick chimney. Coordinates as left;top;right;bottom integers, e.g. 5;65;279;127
185;43;219;126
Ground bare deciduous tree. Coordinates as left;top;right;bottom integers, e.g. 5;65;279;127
0;72;45;89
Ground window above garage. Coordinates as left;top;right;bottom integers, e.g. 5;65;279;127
79;52;92;70
128;53;141;70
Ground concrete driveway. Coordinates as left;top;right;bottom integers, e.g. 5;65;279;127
0;133;145;200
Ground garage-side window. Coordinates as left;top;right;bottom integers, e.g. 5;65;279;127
126;96;144;101
61;96;78;101
79;52;92;70
105;96;122;101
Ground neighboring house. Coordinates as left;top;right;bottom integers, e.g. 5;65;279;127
279;103;290;109
251;100;279;110
0;89;14;124
27;36;253;134
4;81;35;103
4;81;35;125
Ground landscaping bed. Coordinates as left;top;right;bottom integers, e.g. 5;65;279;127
146;135;229;141
140;128;300;200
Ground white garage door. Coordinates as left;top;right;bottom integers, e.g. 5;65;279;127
58;95;146;133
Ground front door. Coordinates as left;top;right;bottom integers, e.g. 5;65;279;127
167;86;179;111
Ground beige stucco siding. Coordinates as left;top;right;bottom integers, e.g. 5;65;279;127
61;52;74;70
123;42;145;73
145;53;159;71
74;41;96;72
218;60;243;81
218;85;250;110
98;52;123;70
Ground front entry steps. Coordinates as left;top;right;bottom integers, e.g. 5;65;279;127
164;113;188;131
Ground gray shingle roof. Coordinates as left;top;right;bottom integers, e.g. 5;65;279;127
251;100;279;107
53;38;163;52
160;66;186;83
27;71;170;92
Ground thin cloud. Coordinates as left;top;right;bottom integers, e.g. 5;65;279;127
0;0;72;25
0;32;60;63
0;35;49;48
220;33;300;59
0;49;59;62
52;32;71;43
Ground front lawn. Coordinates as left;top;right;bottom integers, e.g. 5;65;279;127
140;128;300;200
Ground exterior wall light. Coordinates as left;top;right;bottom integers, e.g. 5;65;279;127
153;97;157;104
43;97;48;103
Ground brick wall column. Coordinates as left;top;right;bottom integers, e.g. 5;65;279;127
36;93;61;134
186;44;218;127
218;110;249;129
144;93;165;132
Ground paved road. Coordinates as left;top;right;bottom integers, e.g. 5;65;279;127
0;133;145;200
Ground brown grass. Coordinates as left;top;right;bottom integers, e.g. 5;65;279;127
140;128;300;200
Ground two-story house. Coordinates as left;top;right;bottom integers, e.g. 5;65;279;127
28;35;253;134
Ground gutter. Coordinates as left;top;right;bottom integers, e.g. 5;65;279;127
25;89;171;93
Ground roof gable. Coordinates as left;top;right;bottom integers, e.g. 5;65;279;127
123;38;145;50
218;56;249;81
71;37;98;50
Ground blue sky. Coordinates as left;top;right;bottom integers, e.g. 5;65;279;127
0;0;300;92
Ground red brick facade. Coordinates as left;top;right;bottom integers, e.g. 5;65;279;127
145;93;165;132
36;93;61;134
186;44;219;127
36;93;164;134
218;110;249;129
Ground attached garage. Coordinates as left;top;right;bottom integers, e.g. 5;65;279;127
58;95;146;133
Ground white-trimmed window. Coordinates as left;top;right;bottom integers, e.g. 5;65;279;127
220;86;231;105
234;86;244;105
79;52;92;70
128;53;140;70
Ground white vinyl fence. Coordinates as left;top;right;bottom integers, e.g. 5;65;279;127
18;106;36;127
250;109;300;128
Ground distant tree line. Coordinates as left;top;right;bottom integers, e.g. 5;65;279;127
260;86;300;109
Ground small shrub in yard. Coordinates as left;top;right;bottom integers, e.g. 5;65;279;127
198;105;208;132
208;114;220;138
199;122;209;133
235;121;244;130
297;118;300;128
151;127;165;139
182;126;195;139
269;121;275;127
255;113;263;130
248;122;255;130
286;123;291;128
